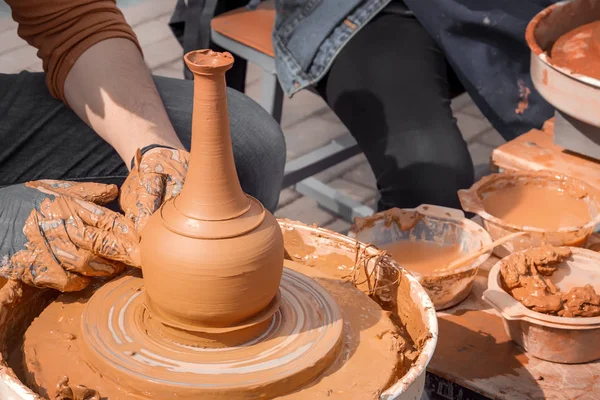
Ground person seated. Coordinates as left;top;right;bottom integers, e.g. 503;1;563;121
272;0;557;211
172;0;557;211
0;0;285;292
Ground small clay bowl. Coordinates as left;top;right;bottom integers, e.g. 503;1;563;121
349;205;492;311
459;170;600;258
483;247;600;364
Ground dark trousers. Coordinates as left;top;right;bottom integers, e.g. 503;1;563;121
315;9;474;211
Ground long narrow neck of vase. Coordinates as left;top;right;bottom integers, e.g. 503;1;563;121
177;50;250;221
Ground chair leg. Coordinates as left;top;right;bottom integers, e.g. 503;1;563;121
282;134;360;187
295;178;374;222
260;71;284;124
257;68;374;222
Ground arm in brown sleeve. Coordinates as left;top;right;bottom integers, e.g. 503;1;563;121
7;0;142;102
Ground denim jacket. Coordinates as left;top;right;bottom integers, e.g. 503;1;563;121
272;0;390;97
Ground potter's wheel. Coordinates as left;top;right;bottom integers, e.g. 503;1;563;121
78;269;343;399
21;260;402;399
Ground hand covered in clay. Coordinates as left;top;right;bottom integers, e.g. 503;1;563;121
120;146;189;231
0;180;141;292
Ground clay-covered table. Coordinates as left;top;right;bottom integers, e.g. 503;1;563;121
421;121;600;399
422;234;600;400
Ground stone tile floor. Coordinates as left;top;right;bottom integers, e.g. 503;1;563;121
0;0;505;234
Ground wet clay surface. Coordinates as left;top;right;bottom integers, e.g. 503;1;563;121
381;241;462;276
281;225;426;376
20;262;401;399
282;228;356;282
551;21;600;81
500;245;600;317
77;265;344;399
483;185;591;230
434;310;531;381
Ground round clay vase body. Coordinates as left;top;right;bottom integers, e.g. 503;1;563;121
140;50;284;329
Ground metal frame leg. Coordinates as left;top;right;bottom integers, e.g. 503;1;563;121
283;133;374;221
260;72;283;124
296;178;374;221
283;134;360;187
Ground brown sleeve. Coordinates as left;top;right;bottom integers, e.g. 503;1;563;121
7;0;143;102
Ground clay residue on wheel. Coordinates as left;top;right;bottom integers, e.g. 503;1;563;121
500;245;600;317
282;224;426;380
283;227;317;260
21;264;403;399
55;376;100;400
390;273;432;377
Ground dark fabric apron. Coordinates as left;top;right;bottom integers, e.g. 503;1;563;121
404;0;559;140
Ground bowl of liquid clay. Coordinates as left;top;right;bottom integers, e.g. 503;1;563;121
349;204;492;310
483;245;600;364
459;170;600;258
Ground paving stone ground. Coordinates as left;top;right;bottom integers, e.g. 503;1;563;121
0;0;504;234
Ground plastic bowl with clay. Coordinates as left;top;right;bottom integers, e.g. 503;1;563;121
0;219;438;400
459;170;600;258
483;247;600;364
349;204;492;311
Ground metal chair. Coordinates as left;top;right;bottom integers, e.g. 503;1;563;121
210;1;374;222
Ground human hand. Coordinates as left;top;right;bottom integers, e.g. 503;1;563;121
120;146;189;231
0;180;141;292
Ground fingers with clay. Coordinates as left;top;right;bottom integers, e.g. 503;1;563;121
0;182;141;292
120;146;189;231
25;179;119;204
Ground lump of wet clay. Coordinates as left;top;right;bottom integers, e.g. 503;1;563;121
350;208;421;234
500;245;600;317
561;285;600;318
55;376;100;400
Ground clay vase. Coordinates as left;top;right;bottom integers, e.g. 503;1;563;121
140;50;284;331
